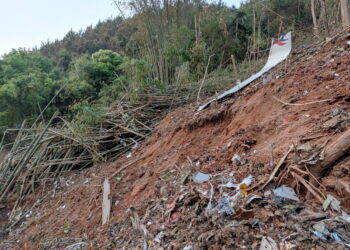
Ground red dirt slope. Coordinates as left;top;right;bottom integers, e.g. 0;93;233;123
2;33;350;249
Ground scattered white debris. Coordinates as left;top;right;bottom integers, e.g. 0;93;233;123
215;175;255;216
64;242;88;250
183;245;194;250
259;236;278;250
25;210;33;218
313;222;329;235
323;194;340;211
264;190;272;197
126;152;132;158
154;231;164;244
231;154;242;166
192;172;210;183
246;195;262;205
339;213;350;223
273;185;300;201
240;175;254;187
219;181;238;189
57;205;66;211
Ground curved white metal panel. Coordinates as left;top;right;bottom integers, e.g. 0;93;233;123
197;32;292;111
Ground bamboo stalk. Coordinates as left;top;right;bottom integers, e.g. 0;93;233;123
0;112;58;201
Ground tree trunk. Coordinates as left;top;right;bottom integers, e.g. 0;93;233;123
340;0;350;28
310;129;350;184
319;0;327;32
311;0;319;36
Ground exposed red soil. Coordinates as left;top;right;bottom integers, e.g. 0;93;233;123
1;34;350;249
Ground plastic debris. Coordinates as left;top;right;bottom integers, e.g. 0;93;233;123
219;181;238;189
231;154;242;166
313;222;329;235
259;236;278;250
214;175;254;216
339;214;350;223
272;185;300;201
127;152;132;158
183;245;194;250
192;172;210;183
153;231;164;244
213;196;234;216
323;194;340;211
271;196;288;207
219;175;253;190
313;231;327;240
58;205;66;210
331;108;347;116
246;195;262;206
264;190;272;197
25;210;33;218
64;242;88;250
331;232;342;243
240;175;254;187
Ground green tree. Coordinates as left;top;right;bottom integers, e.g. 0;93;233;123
74;50;124;91
0;50;62;127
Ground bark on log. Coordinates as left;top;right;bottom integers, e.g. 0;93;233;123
310;128;350;182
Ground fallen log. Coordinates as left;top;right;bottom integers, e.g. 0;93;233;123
309;128;350;184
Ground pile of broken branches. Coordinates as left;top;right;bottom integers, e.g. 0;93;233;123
0;82;225;205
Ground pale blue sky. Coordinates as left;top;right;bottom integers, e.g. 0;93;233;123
0;0;244;56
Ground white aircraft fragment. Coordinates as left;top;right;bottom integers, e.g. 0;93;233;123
197;32;292;111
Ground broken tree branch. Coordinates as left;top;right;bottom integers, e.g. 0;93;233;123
259;145;293;190
197;54;215;101
273;96;332;106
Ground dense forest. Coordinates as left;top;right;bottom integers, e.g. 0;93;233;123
0;0;348;132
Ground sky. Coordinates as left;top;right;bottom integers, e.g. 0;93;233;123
0;0;244;56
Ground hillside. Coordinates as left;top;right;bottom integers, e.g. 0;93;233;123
1;29;349;249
